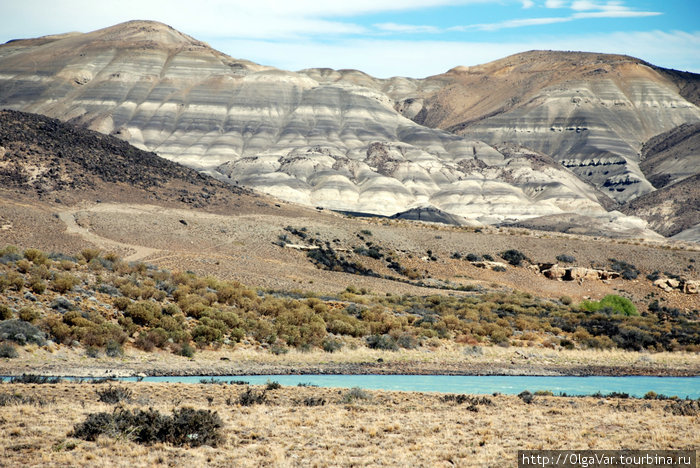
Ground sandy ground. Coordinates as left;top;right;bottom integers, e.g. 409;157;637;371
0;381;697;467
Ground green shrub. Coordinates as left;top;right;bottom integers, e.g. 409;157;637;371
580;295;638;316
125;301;162;327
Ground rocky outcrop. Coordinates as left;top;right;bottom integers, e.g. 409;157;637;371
533;263;619;282
653;277;699;294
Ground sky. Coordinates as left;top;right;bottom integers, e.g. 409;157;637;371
1;0;698;78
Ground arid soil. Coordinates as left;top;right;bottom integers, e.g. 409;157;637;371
0;381;697;468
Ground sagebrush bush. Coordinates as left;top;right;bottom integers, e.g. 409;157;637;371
0;319;46;345
71;407;223;447
51;273;79;293
366;334;398;351
96;385;133;404
341;387;372;403
0;342;19;358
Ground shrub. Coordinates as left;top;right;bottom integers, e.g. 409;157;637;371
322;338;343;353
341;387;372;403
0;343;18;358
24;248;48;265
556;254;576;263
71;407;223;447
580;295;638;316
518;390;534;404
29;278;46;294
237;388;267;406
0;319;46;345
179;343;195;358
0;305;12;320
105;340;123;357
125;301;162;327
80;249;102;263
366;334;398;351
96;385;133;404
396;333;419;349
51;273;79;293
466;253;482;262
500;249;527;266
18;307;39;323
266;380;282;390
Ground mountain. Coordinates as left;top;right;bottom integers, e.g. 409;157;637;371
358;51;700;204
0;109;253;209
1;21;697;238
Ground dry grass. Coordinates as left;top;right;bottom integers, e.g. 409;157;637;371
0;382;697;467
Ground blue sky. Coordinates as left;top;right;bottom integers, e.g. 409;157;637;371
1;0;698;78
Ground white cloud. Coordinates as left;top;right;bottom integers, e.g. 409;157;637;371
522;0;535;8
375;22;441;33
545;0;566;7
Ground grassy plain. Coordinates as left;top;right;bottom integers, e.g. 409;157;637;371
0;381;697;467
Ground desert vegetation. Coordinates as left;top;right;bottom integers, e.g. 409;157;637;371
1;245;698;359
0;380;697;467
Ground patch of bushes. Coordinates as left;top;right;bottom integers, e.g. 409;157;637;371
9;374;62;384
609;258;639;280
0;392;46;406
556;254;576;263
71;407;223;447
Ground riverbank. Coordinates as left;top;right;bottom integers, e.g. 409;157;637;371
1;381;697;467
2;344;698;378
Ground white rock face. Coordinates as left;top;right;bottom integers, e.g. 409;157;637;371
0;22;686;238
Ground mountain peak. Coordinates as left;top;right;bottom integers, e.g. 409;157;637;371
85;20;210;49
